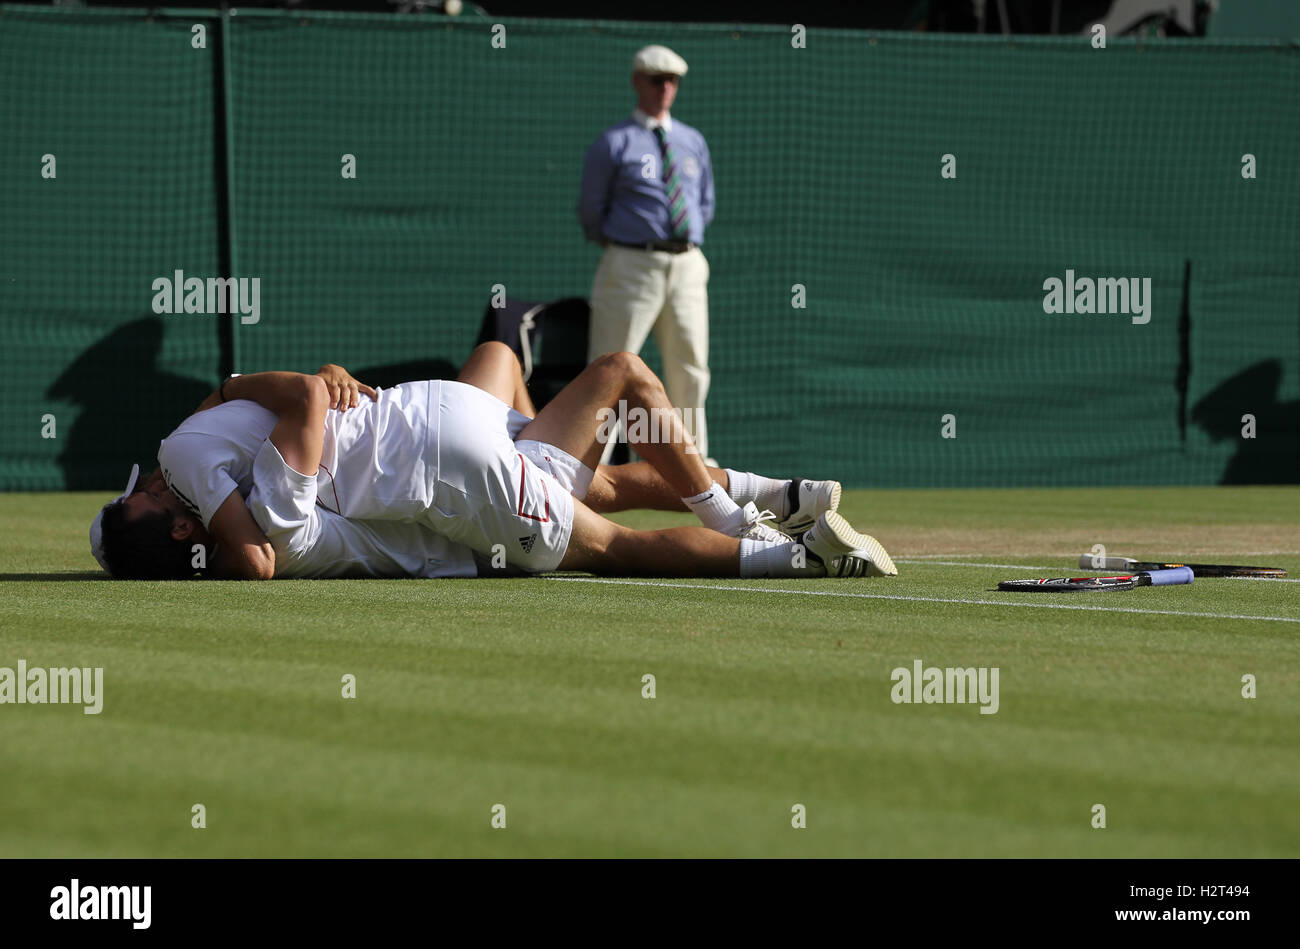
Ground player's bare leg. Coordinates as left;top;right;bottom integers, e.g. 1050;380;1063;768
517;352;786;540
454;345;696;499
584;460;723;513
453;345;839;534
457;341;537;417
558;500;741;576
452;346;725;514
556;498;891;578
454;348;726;509
519;351;704;494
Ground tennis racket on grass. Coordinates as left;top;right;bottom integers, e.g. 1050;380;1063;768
999;567;1194;592
1077;555;1286;578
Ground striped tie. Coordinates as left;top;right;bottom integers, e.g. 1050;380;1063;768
654;125;690;240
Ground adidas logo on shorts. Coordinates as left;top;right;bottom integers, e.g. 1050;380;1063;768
519;534;537;554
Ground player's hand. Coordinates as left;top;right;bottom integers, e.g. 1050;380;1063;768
315;364;378;411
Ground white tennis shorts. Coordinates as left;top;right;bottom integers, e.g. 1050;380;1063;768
430;382;593;574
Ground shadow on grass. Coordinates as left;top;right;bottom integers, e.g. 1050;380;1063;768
0;572;106;582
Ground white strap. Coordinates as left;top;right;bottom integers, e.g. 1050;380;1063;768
517;304;545;382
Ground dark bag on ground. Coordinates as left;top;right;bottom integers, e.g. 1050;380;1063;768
474;296;591;411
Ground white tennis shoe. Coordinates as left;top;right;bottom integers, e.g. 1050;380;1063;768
731;501;792;543
779;478;842;534
797;511;897;578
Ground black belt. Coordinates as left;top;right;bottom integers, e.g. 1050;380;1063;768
609;239;696;254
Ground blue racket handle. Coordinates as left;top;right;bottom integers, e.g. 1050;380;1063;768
1145;566;1194;585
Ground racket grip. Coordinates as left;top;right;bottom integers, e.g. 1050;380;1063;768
1146;567;1194;585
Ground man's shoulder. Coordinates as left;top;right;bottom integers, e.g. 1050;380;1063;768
671;118;710;148
592;117;640;145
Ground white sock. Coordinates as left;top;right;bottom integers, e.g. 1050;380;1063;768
725;469;792;518
683;482;742;533
739;539;824;578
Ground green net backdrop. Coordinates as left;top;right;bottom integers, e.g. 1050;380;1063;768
0;6;223;489
1;6;1296;490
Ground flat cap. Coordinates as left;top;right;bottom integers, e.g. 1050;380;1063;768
632;45;688;77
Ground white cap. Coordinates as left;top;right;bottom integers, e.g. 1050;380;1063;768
89;463;140;573
632;44;688;77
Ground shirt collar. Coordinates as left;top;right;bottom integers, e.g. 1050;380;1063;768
632;108;672;133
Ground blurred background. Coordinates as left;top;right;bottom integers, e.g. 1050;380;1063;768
1;0;1296;489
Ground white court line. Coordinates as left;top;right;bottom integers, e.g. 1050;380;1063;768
897;559;1055;570
1179;552;1300;557
1155;551;1300;557
896;559;1295;581
903;551;1300;559
547;577;1300;624
904;554;989;560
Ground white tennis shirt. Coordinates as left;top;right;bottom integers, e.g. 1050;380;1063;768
314;380;440;522
157;394;476;579
158;399;273;527
248;438;476;579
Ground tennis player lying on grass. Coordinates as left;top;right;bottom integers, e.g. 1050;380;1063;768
92;345;895;581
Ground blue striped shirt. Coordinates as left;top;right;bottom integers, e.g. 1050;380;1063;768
578;110;714;246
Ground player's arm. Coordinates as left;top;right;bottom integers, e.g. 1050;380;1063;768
191;372;303;416
219;371;339;416
206;375;329;580
267;373;329;483
192;366;376;415
698;138;715;228
577;136;614;244
208;489;276;581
